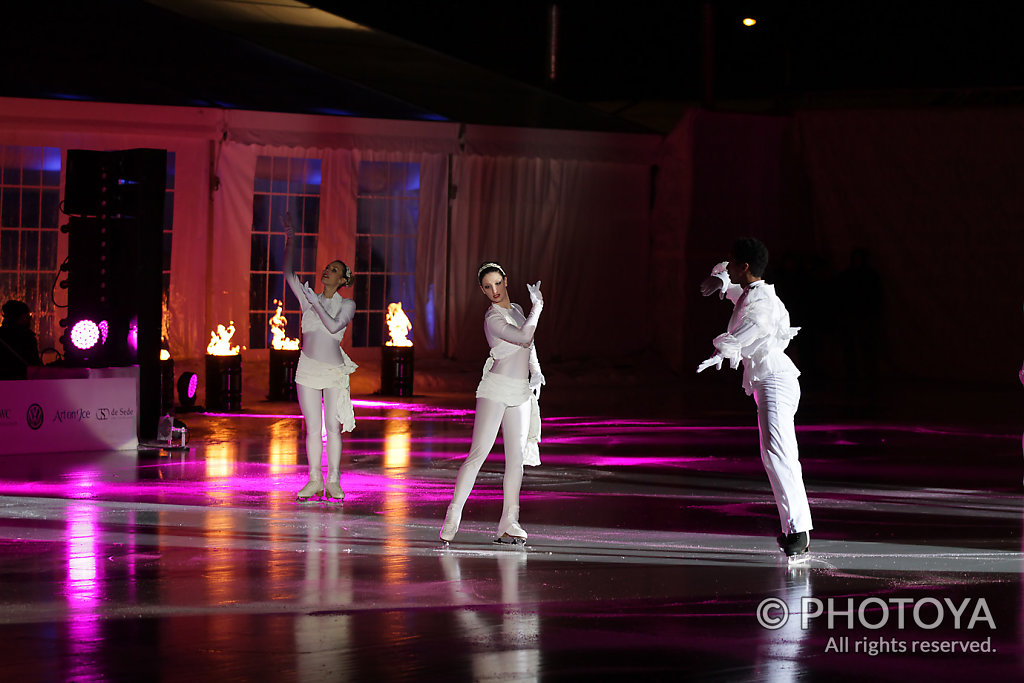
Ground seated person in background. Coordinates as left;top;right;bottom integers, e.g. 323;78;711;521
0;300;41;380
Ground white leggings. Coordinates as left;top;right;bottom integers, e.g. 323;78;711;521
297;384;344;480
752;373;812;535
449;397;531;533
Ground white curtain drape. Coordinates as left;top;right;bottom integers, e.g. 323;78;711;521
448;155;653;361
208;142;258;352
165;140;213;359
320;148;358;353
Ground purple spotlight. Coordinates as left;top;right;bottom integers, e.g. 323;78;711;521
98;320;109;344
177;372;199;409
127;318;138;352
70;320;101;350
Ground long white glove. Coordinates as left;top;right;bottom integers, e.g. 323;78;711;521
697;354;724;373
526;280;543;309
301;281;318;305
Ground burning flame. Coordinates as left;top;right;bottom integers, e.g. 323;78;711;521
160;349;170;361
207;321;241;356
385;302;413;347
269;299;300;350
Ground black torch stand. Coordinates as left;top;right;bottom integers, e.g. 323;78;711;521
205;353;242;412
380;345;414;397
268;348;300;401
159;357;175;415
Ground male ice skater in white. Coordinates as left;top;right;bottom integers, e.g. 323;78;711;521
698;237;813;558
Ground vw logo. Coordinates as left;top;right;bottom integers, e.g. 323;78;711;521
26;403;44;430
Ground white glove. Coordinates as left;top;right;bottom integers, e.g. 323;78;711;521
526;280;543;307
301;281;318;305
697;354;724;373
530;372;546;391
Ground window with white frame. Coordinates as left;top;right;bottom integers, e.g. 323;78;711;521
249;155;321;349
351;161;419;347
0;145;62;352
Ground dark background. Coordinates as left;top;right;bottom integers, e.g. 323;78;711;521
307;1;1024;103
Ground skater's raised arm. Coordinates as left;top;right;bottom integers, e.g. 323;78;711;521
700;261;743;302
303;284;355;335
282;214;308;310
485;282;543;347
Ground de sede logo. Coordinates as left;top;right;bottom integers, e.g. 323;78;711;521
96;406;135;420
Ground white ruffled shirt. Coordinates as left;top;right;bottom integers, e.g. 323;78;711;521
708;262;800;395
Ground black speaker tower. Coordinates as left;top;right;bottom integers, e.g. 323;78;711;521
63;149;167;440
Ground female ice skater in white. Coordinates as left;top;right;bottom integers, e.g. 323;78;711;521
284;217;358;502
440;262;545;544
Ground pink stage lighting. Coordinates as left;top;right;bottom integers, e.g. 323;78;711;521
127;318;138;352
177;372;199;409
70;320;101;350
98;320;109;344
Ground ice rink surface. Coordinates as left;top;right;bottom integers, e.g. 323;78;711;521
1;381;1022;681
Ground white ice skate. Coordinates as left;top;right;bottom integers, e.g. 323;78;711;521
440;504;462;545
494;512;527;546
296;478;324;502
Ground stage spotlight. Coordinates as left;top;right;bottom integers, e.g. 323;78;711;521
177;372;199;410
98;320;109;344
70;319;101;350
127;317;138;353
156;414;190;449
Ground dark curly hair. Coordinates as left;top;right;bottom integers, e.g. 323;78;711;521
732;238;769;278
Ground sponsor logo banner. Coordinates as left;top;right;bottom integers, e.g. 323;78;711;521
0;377;138;454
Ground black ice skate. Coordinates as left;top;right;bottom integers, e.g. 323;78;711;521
777;531;810;561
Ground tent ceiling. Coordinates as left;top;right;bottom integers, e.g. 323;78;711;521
0;0;648;133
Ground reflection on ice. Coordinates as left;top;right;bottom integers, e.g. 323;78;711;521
66;503;102;682
441;551;539;681
755;565;812;683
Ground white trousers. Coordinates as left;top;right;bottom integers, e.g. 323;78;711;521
448;397;530;535
752;372;812;535
296;384;344;480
